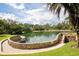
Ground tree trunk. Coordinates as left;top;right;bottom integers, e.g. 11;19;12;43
77;33;79;48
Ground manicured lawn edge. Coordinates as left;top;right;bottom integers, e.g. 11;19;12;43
0;34;79;56
0;41;78;56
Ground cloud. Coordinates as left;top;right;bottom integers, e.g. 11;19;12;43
26;8;44;13
6;3;25;10
0;3;67;25
0;12;18;21
0;6;56;25
2;3;55;25
21;8;55;24
59;7;68;22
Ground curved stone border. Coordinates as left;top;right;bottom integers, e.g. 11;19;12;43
0;39;9;52
8;33;63;49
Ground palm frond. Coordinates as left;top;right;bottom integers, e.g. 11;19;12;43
47;3;79;29
55;4;62;17
47;3;57;12
47;3;62;17
65;16;72;20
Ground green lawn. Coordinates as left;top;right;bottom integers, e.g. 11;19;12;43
0;34;79;56
0;34;12;41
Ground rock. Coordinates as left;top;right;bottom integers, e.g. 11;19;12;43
10;35;22;42
19;38;26;43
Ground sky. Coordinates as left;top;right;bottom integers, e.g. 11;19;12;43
0;3;68;25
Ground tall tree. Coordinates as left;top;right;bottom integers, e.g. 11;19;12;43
47;3;79;47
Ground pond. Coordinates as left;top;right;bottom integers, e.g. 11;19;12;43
21;32;59;44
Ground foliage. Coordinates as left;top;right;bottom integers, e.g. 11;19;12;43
47;3;79;31
47;3;79;47
0;19;72;34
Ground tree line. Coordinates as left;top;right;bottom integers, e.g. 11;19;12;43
0;19;72;34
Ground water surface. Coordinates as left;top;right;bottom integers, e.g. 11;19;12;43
22;32;58;44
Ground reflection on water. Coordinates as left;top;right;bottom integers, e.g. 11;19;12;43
22;32;58;44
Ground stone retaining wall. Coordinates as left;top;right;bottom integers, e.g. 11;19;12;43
8;33;63;49
65;36;76;42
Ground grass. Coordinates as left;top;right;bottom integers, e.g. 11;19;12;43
0;34;12;41
0;41;79;56
0;34;79;56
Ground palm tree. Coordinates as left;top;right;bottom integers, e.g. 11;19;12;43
47;3;79;47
